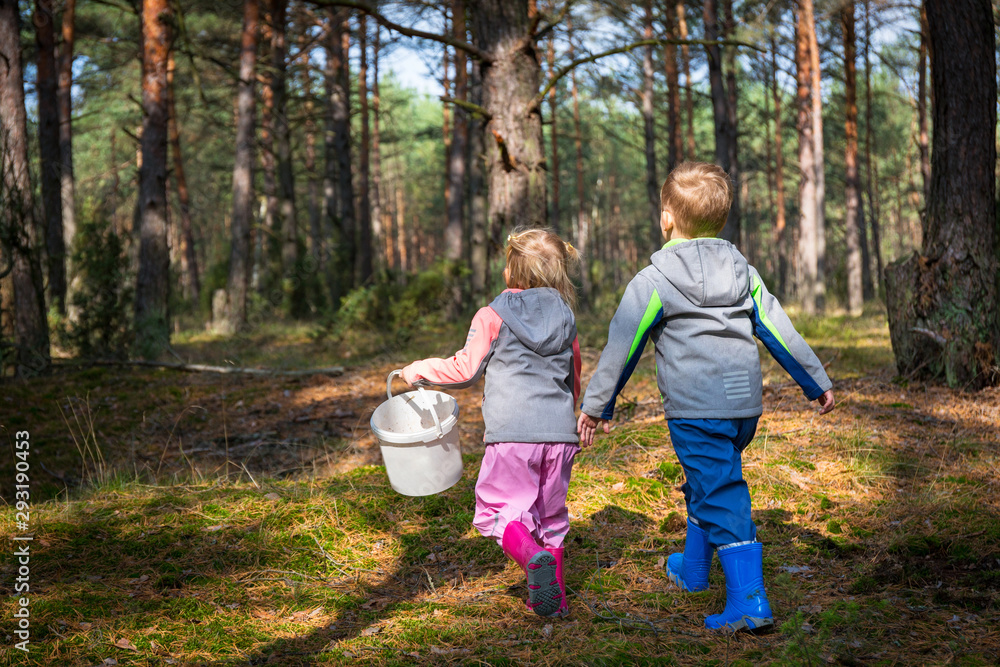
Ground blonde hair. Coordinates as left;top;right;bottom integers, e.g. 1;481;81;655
659;161;734;238
504;227;579;308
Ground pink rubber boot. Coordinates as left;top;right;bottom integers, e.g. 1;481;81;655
549;547;569;617
502;521;561;617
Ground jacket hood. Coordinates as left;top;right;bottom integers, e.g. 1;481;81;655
650;238;750;307
490;288;576;355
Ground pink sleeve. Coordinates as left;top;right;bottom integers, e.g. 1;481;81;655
573;336;582;405
402;306;503;387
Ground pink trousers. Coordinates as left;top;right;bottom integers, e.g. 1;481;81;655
473;442;580;549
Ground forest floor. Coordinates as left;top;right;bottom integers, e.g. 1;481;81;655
2;308;1000;666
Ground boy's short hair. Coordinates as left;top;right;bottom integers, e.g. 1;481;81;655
659;162;734;238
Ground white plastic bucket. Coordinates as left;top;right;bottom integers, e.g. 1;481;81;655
370;370;462;496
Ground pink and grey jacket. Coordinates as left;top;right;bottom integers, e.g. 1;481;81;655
404;287;582;444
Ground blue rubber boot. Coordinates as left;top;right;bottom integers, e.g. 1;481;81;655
705;542;774;633
666;518;712;592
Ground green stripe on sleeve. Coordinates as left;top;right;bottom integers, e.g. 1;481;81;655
627;290;663;363
751;273;791;354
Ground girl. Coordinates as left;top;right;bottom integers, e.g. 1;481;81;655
401;228;581;618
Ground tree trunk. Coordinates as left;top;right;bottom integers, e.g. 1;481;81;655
372;22;385;272
446;0;467;265
641;0;659;252
770;37;788;298
36;0;66;315
470;0;547;231
664;3;680;173
795;3;818;314
301;36;323;292
703;0;735;244
568;21;590;303
270;0;302;315
722;0;741;249
677;1;694;160
0;0;50;375
843;2;863;316
259;26;278;297
469;59;488;304
330;9;355;303
917;4;930;218
546;32;560;235
167;52;200;305
885;0;997;389
863;0;882;296
57;0;76;316
806;0;826;313
135;0;172;356
224;0;258;334
358;13;373;282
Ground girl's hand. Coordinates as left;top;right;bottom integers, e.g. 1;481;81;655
400;364;419;387
577;412;609;447
816;390;835;415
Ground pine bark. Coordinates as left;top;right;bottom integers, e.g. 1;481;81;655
469;59;488;303
642;0;658;251
135;0;172;356
722;0;741;248
259;24;278;296
167;52;200;305
885;0;998;389
863;0;882;294
568;22;590;302
795;3;819;314
917;5;930;216
0;0;50;375
371;23;384;271
664;4;680;172
806;0;826;312
703;0;736;244
358;13;373;281
301;39;322;284
843;2;863;316
327;9;355;304
36;0;66;314
546;33;560;234
470;0;547;231
445;0;467;264
57;0;76;314
224;0;258;333
676;1;694;160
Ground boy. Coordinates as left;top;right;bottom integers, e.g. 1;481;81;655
577;162;835;633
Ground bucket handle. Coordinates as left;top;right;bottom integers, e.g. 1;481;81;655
387;370;444;438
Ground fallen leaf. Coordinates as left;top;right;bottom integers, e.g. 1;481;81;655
360;625;381;637
542;624;553;637
797;604;823;614
79;622;93;631
129;575;149;584
264;493;280;501
203;524;228;532
426;552;437;562
113;638;137;650
102;659;119;666
656;556;665;569
611;482;625;492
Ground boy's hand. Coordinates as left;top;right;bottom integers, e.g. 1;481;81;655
577;413;609;447
816;390;835;415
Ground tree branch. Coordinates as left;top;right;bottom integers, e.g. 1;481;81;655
309;0;492;62
439;95;491;120
526;37;765;115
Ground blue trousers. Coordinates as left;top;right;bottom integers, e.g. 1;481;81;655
667;417;759;548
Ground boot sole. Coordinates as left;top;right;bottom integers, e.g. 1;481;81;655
525;551;560;617
711;615;775;634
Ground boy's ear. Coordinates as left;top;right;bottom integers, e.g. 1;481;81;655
660;209;673;239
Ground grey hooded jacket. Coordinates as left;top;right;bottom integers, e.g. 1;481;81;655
580;238;832;421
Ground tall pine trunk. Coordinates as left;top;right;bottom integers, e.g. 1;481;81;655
259;28;278;297
641;0;658;251
470;0;546;230
469;59;488;303
301;38;322;289
917;5;930;214
885;0;997;389
568;22;590;302
36;0;66;314
795;3;819;314
677;1;694;160
770;38;788;297
358;13;373;282
703;0;736;244
57;0;76;315
546;32;560;234
135;0;172;356
843;2;863;316
0;0;50;375
167;52;200;305
224;0;258;333
664;4;680;172
806;0;826;312
326;9;355;305
371;22;385;271
722;0;741;248
863;0;883;295
446;0;467;266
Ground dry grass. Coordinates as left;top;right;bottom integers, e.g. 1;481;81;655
2;312;1000;665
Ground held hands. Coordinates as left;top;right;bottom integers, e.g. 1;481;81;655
577;412;610;447
816;389;836;415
